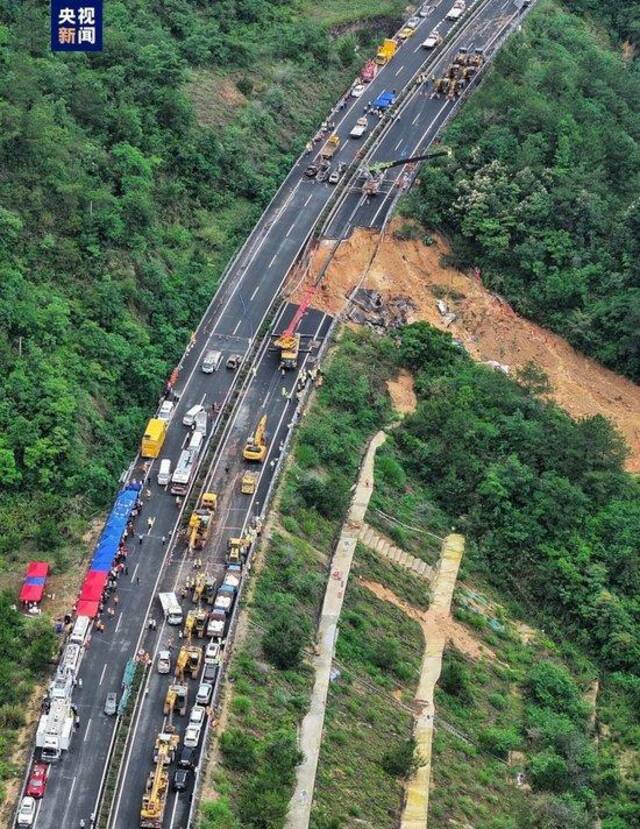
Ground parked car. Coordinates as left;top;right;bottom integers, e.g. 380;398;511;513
184;724;202;748
173;768;190;792
17;797;36;827
398;25;415;39
196;683;213;706
158;400;174;422
104;692;118;716
351;82;365;97
26;763;48;799
201;349;222;373
178;746;196;769
205;641;221;664
189;706;206;726
317;164;331;183
407;15;420;28
422;30;442;48
226;354;241;370
304;163;319;178
203;661;219;684
157;650;171;674
419;3;434;16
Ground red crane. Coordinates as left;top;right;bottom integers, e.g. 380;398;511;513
274;283;317;369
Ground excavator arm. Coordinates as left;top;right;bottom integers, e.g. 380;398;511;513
366;146;451;175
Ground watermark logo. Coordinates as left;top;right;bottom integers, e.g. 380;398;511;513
51;0;103;51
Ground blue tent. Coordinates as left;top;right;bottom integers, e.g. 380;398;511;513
89;482;141;572
373;91;396;110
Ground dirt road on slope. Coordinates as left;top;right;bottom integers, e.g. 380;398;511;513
291;222;640;472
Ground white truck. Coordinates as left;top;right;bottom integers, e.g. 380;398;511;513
446;0;465;20
170;447;198;495
350;117;368;138
159;592;183;625
36;675;75;762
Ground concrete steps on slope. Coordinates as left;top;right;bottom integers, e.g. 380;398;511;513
358;523;433;581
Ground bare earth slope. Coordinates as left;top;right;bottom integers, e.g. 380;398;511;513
293;222;640;471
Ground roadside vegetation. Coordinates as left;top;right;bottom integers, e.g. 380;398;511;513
404;0;640;382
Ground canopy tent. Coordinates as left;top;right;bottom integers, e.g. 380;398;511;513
90;483;141;572
76;599;100;618
79;570;108;602
19;561;50;604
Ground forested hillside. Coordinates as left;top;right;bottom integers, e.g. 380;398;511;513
405;0;640;382
0;0;400;564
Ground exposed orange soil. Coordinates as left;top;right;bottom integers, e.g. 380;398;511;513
387;369;417;415
291;220;640;471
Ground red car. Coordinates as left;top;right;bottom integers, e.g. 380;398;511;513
26;763;48;799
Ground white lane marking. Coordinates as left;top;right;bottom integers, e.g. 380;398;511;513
395;139;403;151
268;253;277;269
412;111;421;125
68;776;77;801
99;663;107;686
250;282;261;301
131;562;140;582
232;318;242;335
304;192;313;207
84;718;92;742
395;65;404;76
115;612;123;633
285;221;296;238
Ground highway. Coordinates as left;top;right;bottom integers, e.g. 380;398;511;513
25;1;532;827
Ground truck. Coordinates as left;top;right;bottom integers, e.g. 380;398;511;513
214;583;237;614
360;59;377;83
194;409;208;436
170;447;198;495
320;134;341;160
350;117;368;139
206;609;227;640
375;38;398;65
158;592;183;626
446;0;465;20
141;419;167;459
223;564;242;590
36;675;75;763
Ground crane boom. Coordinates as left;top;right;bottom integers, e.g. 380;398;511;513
367;146;451;175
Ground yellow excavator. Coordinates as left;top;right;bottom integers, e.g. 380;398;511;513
163;683;187;716
183;609;197;640
175;644;202;681
192;572;206;603
140;732;178;827
241;471;258;495
227;534;253;565
187;493;217;554
243;415;267;462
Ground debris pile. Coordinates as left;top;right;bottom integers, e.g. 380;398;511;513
348;288;416;331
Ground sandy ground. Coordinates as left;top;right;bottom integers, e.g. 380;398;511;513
387;369;417;415
291;220;640;472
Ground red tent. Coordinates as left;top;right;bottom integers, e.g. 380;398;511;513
76;599;100;618
79;571;107;602
19;561;50;604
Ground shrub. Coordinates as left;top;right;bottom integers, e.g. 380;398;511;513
220;729;258;771
263;608;311;670
381;738;421;779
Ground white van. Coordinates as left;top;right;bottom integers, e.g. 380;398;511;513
183;404;204;427
157;458;172;486
158;400;174;422
70;615;91;645
201;350;222;373
188;431;203;454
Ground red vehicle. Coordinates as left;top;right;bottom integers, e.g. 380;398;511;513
26;762;48;799
360;59;377;83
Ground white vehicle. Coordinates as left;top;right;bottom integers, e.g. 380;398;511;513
422;30;442;48
170;447;198;495
206;610;226;639
157;650;171;674
194;409;208;436
36;676;75;762
204;641;221;664
196;683;213;706
158;400;174;422
406;15;420;28
17;796;36;827
158;592;183;626
157;458;172;486
201;349;223;373
350;117;368;138
419;3;434;16
351;82;365;98
188;430;204;455
182;404;204;427
189;706;206;726
69;615;91;646
184;723;202;748
446;0;465;20
58;643;81;680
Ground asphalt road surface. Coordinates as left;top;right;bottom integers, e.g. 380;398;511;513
28;1;531;827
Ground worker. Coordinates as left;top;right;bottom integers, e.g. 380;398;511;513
138;534;143;545
147;516;153;530
78;677;83;689
305;142;312;154
80;820;86;828
114;595;119;606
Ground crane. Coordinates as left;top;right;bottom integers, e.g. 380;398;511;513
365;145;451;176
273;283;317;369
140;735;175;828
243;415;267;462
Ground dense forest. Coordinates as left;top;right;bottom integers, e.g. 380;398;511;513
405;0;640;382
0;0;394;564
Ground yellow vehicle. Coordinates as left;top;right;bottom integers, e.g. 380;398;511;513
227;535;252;565
140;419;167;459
375;38;398;65
398;25;415;39
153;732;180;765
241;471;258;495
195;607;208;637
188;509;213;553
202;491;218;510
243;415;267;462
273;331;300;369
320;133;341;160
175;644;202;680
192;572;206;603
164;684;187;716
140;758;168;828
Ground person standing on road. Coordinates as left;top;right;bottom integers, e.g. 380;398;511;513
162;535;166;545
138;534;143;545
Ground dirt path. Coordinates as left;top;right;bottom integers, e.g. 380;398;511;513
285;431;387;829
360;533;465;829
291;222;640;471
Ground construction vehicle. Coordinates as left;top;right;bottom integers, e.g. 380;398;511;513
175;645;202;681
140;748;169;828
207;608;227;640
163;684;187;717
192;572;206;603
153;732;180;765
243;416;267;462
194;607;208;638
158;592;183;626
320;133;340;160
433;49;484;100
188;509;213;553
204;575;217;605
227;535;252;565
362;146;450;196
375;38;398;65
360;59;377;83
273;282;316;369
141;419;167;459
241;471;258;494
